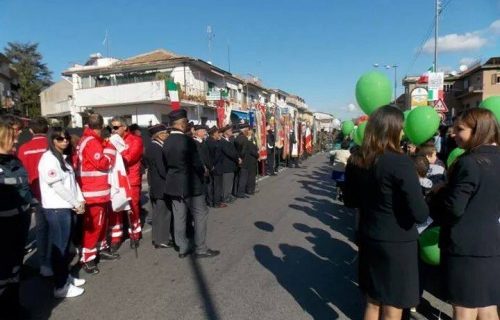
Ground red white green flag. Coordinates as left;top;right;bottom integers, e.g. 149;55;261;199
167;80;180;110
418;65;434;84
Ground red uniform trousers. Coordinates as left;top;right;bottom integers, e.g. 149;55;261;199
81;203;110;263
109;210;124;245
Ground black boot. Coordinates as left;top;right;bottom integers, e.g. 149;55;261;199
100;249;120;260
81;260;100;274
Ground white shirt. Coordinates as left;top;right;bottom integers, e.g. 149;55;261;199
38;151;84;209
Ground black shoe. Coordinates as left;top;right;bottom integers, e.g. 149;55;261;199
235;194;248;199
110;243;121;253
130;239;140;249
178;249;194;259
100;250;120;260
82;261;100;274
195;249;220;259
153;242;174;249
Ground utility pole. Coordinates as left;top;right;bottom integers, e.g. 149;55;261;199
207;25;214;64
227;41;231;72
434;0;440;72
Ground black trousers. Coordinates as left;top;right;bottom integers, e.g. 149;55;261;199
151;197;172;245
246;164;257;194
236;168;249;196
266;148;275;174
0;213;27;319
208;174;223;206
275;147;283;171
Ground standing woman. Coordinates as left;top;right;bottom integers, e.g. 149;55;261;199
38;128;86;298
440;108;500;320
0;119;34;318
344;105;429;320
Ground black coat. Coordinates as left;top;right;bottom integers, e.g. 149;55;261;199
162;131;205;198
144;139;166;200
220;137;239;173
344;151;429;242
234;134;249;166
194;138;211;170
439;145;500;256
0;154;32;214
207;137;224;175
244;138;259;170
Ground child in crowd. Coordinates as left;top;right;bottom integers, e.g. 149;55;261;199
330;140;351;201
417;143;446;185
411;155;434;234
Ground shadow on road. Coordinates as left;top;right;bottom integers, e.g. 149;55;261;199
188;255;221;320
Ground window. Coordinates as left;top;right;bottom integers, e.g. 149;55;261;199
463;78;469;89
476;101;480;107
444;84;453;92
492;74;500;85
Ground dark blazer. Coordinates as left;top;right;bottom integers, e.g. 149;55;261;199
235;134;249;167
344;151;429;242
194;138;211;170
220;137;239;173
162;130;205;198
244;138;259;170
144;139;166;200
439;145;500;256
207;137;224;175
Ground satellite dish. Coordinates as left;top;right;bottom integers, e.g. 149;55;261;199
459;65;468;72
450;70;458;76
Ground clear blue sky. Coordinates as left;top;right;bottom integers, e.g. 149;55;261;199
1;0;499;119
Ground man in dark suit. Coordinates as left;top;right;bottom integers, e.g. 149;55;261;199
144;124;174;249
234;123;250;198
266;126;276;175
162;109;219;259
219;125;240;203
206;126;226;208
245;128;260;195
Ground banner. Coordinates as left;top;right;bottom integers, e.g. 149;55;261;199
255;104;267;160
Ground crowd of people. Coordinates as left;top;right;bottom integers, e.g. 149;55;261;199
334;105;499;320
0;109;303;319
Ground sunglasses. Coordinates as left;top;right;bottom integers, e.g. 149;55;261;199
112;126;123;130
55;136;69;142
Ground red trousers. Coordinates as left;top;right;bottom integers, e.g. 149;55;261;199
81;203;109;263
109;185;142;244
109;211;123;245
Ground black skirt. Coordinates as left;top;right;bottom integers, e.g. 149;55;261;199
442;254;500;308
359;238;420;308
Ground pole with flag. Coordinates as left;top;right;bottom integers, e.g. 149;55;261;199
167;80;180;110
102;29;109;57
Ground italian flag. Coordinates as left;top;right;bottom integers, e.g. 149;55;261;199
167;80;180;110
418;65;434;84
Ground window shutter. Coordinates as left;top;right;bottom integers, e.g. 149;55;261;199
492;73;497;85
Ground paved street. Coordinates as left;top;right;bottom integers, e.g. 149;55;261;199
20;154;452;320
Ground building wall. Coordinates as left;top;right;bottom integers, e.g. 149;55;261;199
40;80;73;116
483;69;500;98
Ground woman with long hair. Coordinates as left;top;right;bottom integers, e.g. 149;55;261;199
0;118;34;318
440;108;500;320
344;105;429;320
38;127;86;298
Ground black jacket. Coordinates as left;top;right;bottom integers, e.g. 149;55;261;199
144;139;166;200
194;138;211;170
162;131;205;198
0;154;32;216
220;137;239;173
207;137;224;175
344;151;429;242
234;134;248;166
439;145;500;256
244;138;259;170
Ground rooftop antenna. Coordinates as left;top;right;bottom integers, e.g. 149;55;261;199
102;29;110;57
207;25;215;64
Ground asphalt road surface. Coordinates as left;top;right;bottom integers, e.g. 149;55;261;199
20;154;453;320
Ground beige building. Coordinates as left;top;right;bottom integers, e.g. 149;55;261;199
402;57;500;118
0;53;19;111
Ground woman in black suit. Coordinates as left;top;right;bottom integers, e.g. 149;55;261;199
344;105;429;320
440;108;500;319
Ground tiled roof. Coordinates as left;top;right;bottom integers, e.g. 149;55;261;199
115;49;182;66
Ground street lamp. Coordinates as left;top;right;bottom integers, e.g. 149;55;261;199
373;63;398;103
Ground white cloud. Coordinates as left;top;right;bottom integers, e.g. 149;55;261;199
459;57;478;66
347;103;357;112
490;19;500;34
423;33;488;53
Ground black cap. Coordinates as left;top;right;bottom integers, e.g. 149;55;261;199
239;123;250;130
194;124;208;131
219;124;233;133
168;109;187;122
148;124;168;136
208;126;218;135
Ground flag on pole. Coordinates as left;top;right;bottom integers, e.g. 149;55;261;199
102;30;108;46
418;65;434;84
167;80;180;110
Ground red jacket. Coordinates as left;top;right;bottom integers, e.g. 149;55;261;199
17;134;48;201
122;132;143;186
75;128;116;204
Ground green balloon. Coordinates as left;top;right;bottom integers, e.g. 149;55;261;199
404;106;440;145
403;110;411;122
479;96;500;122
355;71;393;115
447;148;465;168
341;120;355;136
353;121;367;146
419;227;440;266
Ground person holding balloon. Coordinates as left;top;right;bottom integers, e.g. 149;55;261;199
344;105;429;320
438;108;500;320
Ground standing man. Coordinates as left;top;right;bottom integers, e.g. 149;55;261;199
266;125;276;176
17;117;51;276
206;127;226;208
234;123;250;198
245;127;259;195
110;117;143;249
219;125;240;203
144;124;173;249
162;109;219;258
76;114;119;274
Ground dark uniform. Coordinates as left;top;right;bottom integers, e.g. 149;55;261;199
245;135;259;194
234;129;249;197
0;153;33;319
144;125;172;248
266;130;275;175
219;127;239;203
206;134;224;207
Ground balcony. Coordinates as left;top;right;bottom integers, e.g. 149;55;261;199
454;85;483;98
74;80;167;107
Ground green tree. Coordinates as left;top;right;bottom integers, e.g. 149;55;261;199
4;42;52;117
